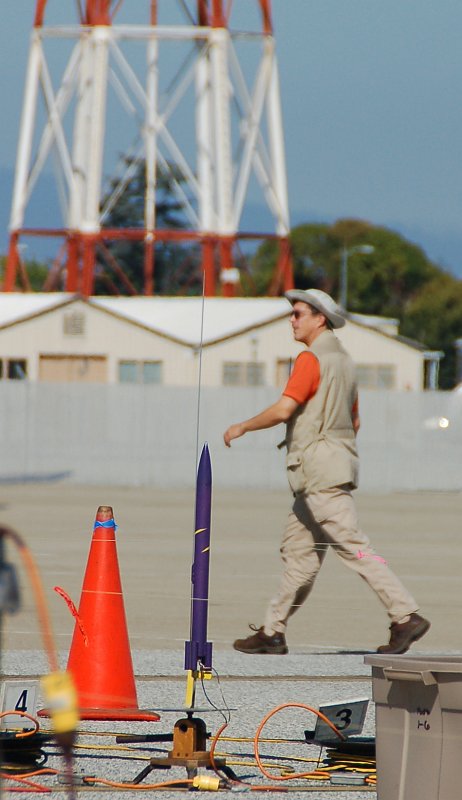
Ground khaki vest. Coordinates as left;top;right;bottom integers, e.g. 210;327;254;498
285;330;359;493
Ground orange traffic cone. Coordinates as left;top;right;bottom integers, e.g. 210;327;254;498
65;505;159;721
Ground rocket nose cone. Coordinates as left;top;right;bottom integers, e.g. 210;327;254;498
197;444;212;483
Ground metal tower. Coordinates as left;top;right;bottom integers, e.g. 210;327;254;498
4;1;293;296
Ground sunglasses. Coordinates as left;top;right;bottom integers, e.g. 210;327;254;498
290;309;311;320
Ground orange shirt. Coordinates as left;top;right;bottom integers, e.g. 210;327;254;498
283;351;359;414
283;351;320;404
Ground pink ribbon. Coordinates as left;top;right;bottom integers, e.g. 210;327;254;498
357;550;387;565
54;586;89;646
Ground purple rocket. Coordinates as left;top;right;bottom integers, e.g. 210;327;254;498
184;443;213;671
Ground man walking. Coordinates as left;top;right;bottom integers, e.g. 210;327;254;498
223;288;430;655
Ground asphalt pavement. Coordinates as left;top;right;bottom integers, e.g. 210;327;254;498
1;484;461;798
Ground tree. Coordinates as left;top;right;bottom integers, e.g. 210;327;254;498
99;158;202;294
26;259;51;291
249;222;339;295
0;255;50;291
251;218;439;316
401;274;462;389
333;221;439;318
251;217;462;386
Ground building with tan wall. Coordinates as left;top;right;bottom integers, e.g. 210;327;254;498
0;293;442;390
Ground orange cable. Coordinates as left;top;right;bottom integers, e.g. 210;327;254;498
83;776;194;789
1;772;51;792
208;703;343;790
0;711;39;738
1;769;57;779
0;526;76;800
253;703;344;783
0;527;58;673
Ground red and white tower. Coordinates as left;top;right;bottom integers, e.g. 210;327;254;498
4;1;293;296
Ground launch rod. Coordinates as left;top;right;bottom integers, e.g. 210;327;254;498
184;443;213;699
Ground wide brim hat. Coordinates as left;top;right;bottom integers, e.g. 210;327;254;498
284;288;346;329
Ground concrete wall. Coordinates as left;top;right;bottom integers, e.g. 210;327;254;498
0;383;461;492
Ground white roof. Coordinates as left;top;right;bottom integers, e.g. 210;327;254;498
348;312;399;336
0;293;411;348
0;293;290;345
91;296;290;346
0;292;74;328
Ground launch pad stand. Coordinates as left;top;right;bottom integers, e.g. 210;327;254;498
132;713;226;782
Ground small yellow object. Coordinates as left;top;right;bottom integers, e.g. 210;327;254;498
192;774;220;791
184;670;196;709
40;671;79;733
184;668;213;708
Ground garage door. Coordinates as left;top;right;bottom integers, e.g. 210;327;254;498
39;355;108;383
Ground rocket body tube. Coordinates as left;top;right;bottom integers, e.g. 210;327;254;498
184;443;213;671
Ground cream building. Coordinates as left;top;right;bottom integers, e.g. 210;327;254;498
0;293;442;390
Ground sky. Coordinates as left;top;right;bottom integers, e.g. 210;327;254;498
0;0;461;277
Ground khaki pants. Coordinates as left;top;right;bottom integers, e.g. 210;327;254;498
264;486;418;635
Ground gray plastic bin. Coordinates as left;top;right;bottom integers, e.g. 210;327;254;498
365;655;462;800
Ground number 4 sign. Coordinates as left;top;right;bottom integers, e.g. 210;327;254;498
0;680;39;730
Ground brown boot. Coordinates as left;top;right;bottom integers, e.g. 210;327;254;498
377;613;430;655
233;625;288;654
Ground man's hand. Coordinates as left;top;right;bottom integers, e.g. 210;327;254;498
223;423;245;447
223;396;298;448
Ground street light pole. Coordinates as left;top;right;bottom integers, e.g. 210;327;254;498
339;246;348;311
339;244;375;310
